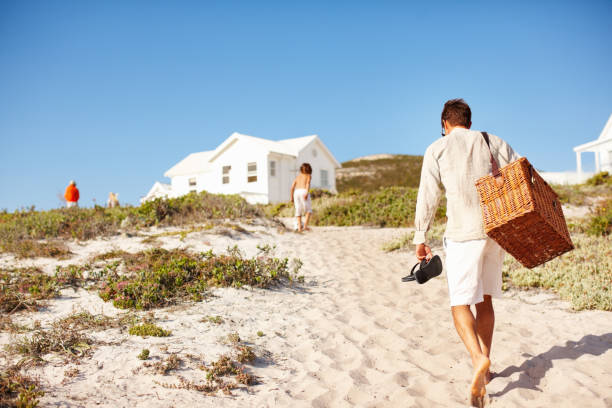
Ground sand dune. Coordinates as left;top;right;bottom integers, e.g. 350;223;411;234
1;224;610;407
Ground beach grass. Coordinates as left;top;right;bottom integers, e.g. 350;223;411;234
0;191;262;258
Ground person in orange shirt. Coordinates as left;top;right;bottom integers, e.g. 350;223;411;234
64;180;80;208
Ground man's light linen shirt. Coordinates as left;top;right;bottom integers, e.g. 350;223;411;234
413;128;520;245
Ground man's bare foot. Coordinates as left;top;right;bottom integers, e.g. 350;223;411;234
303;227;311;231
470;355;490;407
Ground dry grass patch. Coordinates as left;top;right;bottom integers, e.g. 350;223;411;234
144;353;182;375
503;232;611;311
0;267;60;314
0;365;44;408
0;239;72;259
381;222;445;252
6;325;95;362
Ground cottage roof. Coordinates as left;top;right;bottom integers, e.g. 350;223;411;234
164;151;214;177
276;135;318;155
574;114;612;152
207;133;294;163
166;132;341;177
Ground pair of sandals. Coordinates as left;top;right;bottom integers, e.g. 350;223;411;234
402;255;443;284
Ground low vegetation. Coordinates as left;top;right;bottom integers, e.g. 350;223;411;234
0;191;262;258
96;245;302;310
336;154;423;192
553;172;612;206
4;311;144;364
0;365;44;408
0;267;60;313
0;239;72;259
502;203;612;311
381;222;445;252
7;325;95;362
156;342;258;395
129;323;172;337
503;232;611;311
138;349;150;360
144;354;183;376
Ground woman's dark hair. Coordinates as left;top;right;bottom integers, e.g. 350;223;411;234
441;99;471;130
300;163;312;174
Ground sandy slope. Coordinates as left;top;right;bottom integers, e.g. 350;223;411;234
1;224;611;407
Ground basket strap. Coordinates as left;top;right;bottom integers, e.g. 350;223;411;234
482;132;503;184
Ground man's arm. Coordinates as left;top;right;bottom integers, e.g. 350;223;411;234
491;134;521;166
413;146;443;259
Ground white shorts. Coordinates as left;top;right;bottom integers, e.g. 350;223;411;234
66;201;78;208
293;189;312;216
444;237;504;307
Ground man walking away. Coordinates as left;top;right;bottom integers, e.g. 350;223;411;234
413;99;520;406
64;180;80;208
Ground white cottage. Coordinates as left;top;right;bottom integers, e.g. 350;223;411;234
540;114;612;185
142;133;341;204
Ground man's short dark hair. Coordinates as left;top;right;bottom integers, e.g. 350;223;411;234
300;163;312;174
441;99;471;129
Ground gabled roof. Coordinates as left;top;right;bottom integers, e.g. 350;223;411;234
574;114;612;152
165;132;341;178
207;132;295;163
164;151;213;177
276;135;318;155
279;135;341;168
598;114;612;141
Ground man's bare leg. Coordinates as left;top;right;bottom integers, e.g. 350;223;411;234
475;295;495;383
452;305;490;407
296;216;302;232
303;212;312;231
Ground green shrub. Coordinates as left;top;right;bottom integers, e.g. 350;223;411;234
308;188;334;199
97;246;302;310
586;199;612;236
313;187;446;227
585;171;612;186
552;182;612;206
337;155;423;192
0;366;44;408
0;267;60;313
129;323;171;337
503;232;611;311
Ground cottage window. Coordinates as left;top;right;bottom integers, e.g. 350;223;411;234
247;162;257;183
312;148;317;157
188;177;197;187
320;169;329;187
222;165;231;184
270;161;276;177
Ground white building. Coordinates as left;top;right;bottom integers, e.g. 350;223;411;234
540;114;612;185
143;132;341;204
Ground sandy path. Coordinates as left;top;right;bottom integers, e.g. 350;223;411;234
2;225;611;407
266;227;612;407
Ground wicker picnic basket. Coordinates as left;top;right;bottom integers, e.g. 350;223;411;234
475;133;574;268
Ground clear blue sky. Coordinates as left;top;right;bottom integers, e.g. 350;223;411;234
1;0;611;211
